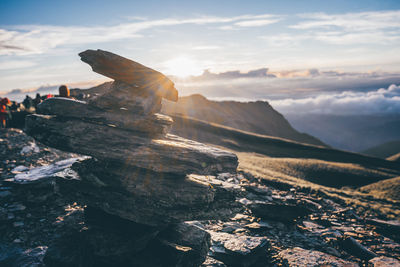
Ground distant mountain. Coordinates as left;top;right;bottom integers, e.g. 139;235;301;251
162;94;325;147
361;140;400;159
285;114;400;152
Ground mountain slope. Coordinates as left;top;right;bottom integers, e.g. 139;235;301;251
168;115;400;188
162;94;325;147
362;140;400;158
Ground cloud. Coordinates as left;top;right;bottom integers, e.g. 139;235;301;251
235;18;281;27
0;59;36;70
285;11;400;45
184;68;277;80
292;11;400;31
0;14;281;56
192;45;222;50
269;84;400;115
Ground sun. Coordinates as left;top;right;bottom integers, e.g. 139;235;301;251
164;57;203;77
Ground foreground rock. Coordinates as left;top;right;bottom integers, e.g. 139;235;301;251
69;159;242;226
278;247;358;266
26;114;238;175
208;231;269;266
369;256;400;266
37;97;172;136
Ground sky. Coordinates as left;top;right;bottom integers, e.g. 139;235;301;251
1;0;400;115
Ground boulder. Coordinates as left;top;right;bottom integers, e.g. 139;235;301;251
37;97;172;136
79;49;178;101
208;231;269;267
25;114;238;175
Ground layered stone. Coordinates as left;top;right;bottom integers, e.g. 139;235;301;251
67;158;241;226
25;114;238;175
79;49;178;101
87;81;162;114
37;97;172;136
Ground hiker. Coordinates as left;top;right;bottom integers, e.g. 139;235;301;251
33;93;42;108
22;95;33;109
58;85;70;98
0;97;12;128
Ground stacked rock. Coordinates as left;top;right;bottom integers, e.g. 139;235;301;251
25;50;241;266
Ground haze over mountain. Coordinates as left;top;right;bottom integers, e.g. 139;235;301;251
361;140;400;159
286;114;400;152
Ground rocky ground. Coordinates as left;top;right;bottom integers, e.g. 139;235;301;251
1;128;400;266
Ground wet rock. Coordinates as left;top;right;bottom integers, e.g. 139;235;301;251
369;256;400;266
279;247;358;266
208;231;269;267
79;49;178;101
25;114;238;175
248;202;312;222
338;236;377;261
37;97;172;135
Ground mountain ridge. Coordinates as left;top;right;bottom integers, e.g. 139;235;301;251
161;94;326;147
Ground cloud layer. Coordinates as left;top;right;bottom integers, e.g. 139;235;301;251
270;84;400;115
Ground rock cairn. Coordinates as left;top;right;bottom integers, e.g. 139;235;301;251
24;50;241;266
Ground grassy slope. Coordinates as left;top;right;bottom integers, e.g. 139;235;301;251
170;115;400;187
169;115;400;219
387;153;400;162
359;176;400;201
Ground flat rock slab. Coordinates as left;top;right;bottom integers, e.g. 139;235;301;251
25;114;238;175
87;81;162;115
208;231;269;267
279;247;358;267
37;97;172;136
69;159;241;226
79;49;178;101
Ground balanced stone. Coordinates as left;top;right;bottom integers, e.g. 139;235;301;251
87;81;162;114
79;49;178;102
37;97;172;136
25;114;238;175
